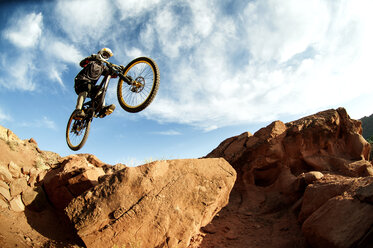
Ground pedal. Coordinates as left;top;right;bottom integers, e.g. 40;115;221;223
105;105;116;116
99;104;116;118
105;108;114;115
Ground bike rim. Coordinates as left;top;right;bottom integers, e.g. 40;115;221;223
67;117;88;148
120;60;156;108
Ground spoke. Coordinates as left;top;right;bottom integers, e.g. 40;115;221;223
121;61;155;107
68;119;87;147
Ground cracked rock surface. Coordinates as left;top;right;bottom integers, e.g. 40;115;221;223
65;158;236;248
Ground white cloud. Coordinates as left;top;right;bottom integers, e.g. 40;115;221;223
115;0;162;19
2;0;373;130
244;0;329;62
46;41;83;64
141;0;373;130
54;0;114;43
48;65;67;88
0;53;37;91
152;129;181;136
3;12;43;48
20;116;57;130
0;108;12;122
125;47;144;59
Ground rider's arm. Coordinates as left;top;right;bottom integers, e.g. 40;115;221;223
102;64;118;78
79;57;91;67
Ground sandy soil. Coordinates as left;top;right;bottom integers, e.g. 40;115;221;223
0;206;84;248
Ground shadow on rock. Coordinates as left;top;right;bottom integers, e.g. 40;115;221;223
24;205;85;248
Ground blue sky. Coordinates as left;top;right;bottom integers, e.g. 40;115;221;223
0;0;372;166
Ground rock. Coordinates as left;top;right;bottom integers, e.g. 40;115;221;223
302;196;373;248
66;168;105;196
9;195;25;212
0;166;13;183
356;182;373;204
295;171;325;192
65;158;236;248
0;185;11;201
0;180;8;189
22;186;48;212
77;154;105;168
21;167;31;176
28;138;37;145
28;168;39;187
303;171;324;184
8;161;21;178
43;155;106;210
0;125;23;145
207;108;372;193
298;174;373;247
203;108;373;247
298;175;356;223
9;178;28;197
0;197;8;208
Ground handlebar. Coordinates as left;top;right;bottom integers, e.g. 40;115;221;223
98;59;132;84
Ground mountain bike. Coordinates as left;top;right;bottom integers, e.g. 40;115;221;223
66;57;160;151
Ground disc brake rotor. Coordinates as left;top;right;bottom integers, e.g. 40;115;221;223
131;77;145;93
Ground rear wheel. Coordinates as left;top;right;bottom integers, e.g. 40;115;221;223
117;57;160;113
66;110;91;151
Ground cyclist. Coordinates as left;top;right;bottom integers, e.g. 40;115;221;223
74;48;116;118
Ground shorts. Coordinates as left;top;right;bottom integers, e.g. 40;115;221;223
74;79;93;95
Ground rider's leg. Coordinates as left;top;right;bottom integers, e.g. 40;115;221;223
98;98;116;118
76;91;88;110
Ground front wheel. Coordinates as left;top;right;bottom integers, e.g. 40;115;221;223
117;57;160;113
66;110;91;151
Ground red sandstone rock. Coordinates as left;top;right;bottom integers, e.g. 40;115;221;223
298;174;372;223
302;195;373;248
43;155;105;210
65;158;236;248
207;108;372;191
203;108;373;247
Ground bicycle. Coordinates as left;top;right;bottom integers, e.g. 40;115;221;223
66;57;160;151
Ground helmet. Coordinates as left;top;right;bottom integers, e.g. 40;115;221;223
98;48;113;61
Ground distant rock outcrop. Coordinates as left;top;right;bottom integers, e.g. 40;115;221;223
65;158;236;248
0;125;59;213
203;108;373;248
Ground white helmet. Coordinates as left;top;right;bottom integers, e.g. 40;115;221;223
98;48;113;61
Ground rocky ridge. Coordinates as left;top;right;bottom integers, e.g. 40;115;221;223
0;107;373;248
200;108;373;247
0;124;236;248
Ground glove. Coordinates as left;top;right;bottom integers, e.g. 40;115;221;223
110;68;118;78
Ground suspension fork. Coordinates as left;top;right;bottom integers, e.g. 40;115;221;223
119;74;133;85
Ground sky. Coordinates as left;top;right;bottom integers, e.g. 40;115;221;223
0;0;373;166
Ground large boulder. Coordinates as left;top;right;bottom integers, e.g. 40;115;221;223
43;155;106;210
65;158;236;248
301;175;373;248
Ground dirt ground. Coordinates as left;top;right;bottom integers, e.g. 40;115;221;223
190;186;308;248
0;205;84;248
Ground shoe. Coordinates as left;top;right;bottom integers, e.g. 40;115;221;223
75;109;86;119
99;104;116;118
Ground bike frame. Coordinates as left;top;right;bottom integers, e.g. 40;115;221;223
83;74;112;118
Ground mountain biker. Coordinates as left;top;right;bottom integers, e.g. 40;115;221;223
74;48;116;119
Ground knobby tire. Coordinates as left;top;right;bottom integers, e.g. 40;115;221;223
66;110;91;151
117;57;160;113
